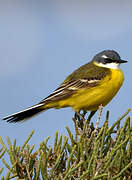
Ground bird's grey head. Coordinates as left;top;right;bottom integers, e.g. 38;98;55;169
92;50;127;69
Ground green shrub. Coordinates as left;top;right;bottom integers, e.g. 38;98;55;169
0;109;131;179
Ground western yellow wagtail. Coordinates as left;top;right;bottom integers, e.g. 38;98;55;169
3;50;127;123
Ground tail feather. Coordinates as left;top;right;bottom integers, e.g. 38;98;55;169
3;104;46;123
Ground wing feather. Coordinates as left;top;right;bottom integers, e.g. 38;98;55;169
40;78;100;103
40;63;110;103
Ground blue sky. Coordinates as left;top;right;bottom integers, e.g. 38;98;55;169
0;1;131;171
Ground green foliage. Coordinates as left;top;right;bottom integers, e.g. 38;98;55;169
0;109;131;179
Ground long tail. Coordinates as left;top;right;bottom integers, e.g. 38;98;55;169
3;103;47;123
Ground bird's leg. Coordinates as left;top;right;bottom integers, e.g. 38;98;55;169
75;111;80;121
82;110;87;118
87;110;97;123
74;110;97;129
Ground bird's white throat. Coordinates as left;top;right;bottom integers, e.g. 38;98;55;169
96;62;120;69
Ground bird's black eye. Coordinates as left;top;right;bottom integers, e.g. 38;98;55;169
106;58;112;62
104;58;114;64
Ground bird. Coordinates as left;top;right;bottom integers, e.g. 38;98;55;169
3;50;127;123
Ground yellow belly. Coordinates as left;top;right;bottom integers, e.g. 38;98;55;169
54;68;124;111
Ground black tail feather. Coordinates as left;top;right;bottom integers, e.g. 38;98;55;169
3;104;46;123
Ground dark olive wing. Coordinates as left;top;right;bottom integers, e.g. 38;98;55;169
41;77;104;103
40;62;110;103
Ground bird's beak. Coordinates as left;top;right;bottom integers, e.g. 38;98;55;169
118;59;128;63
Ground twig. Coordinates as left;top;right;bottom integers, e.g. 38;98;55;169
96;104;103;130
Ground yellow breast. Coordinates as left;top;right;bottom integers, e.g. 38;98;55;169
71;68;124;111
